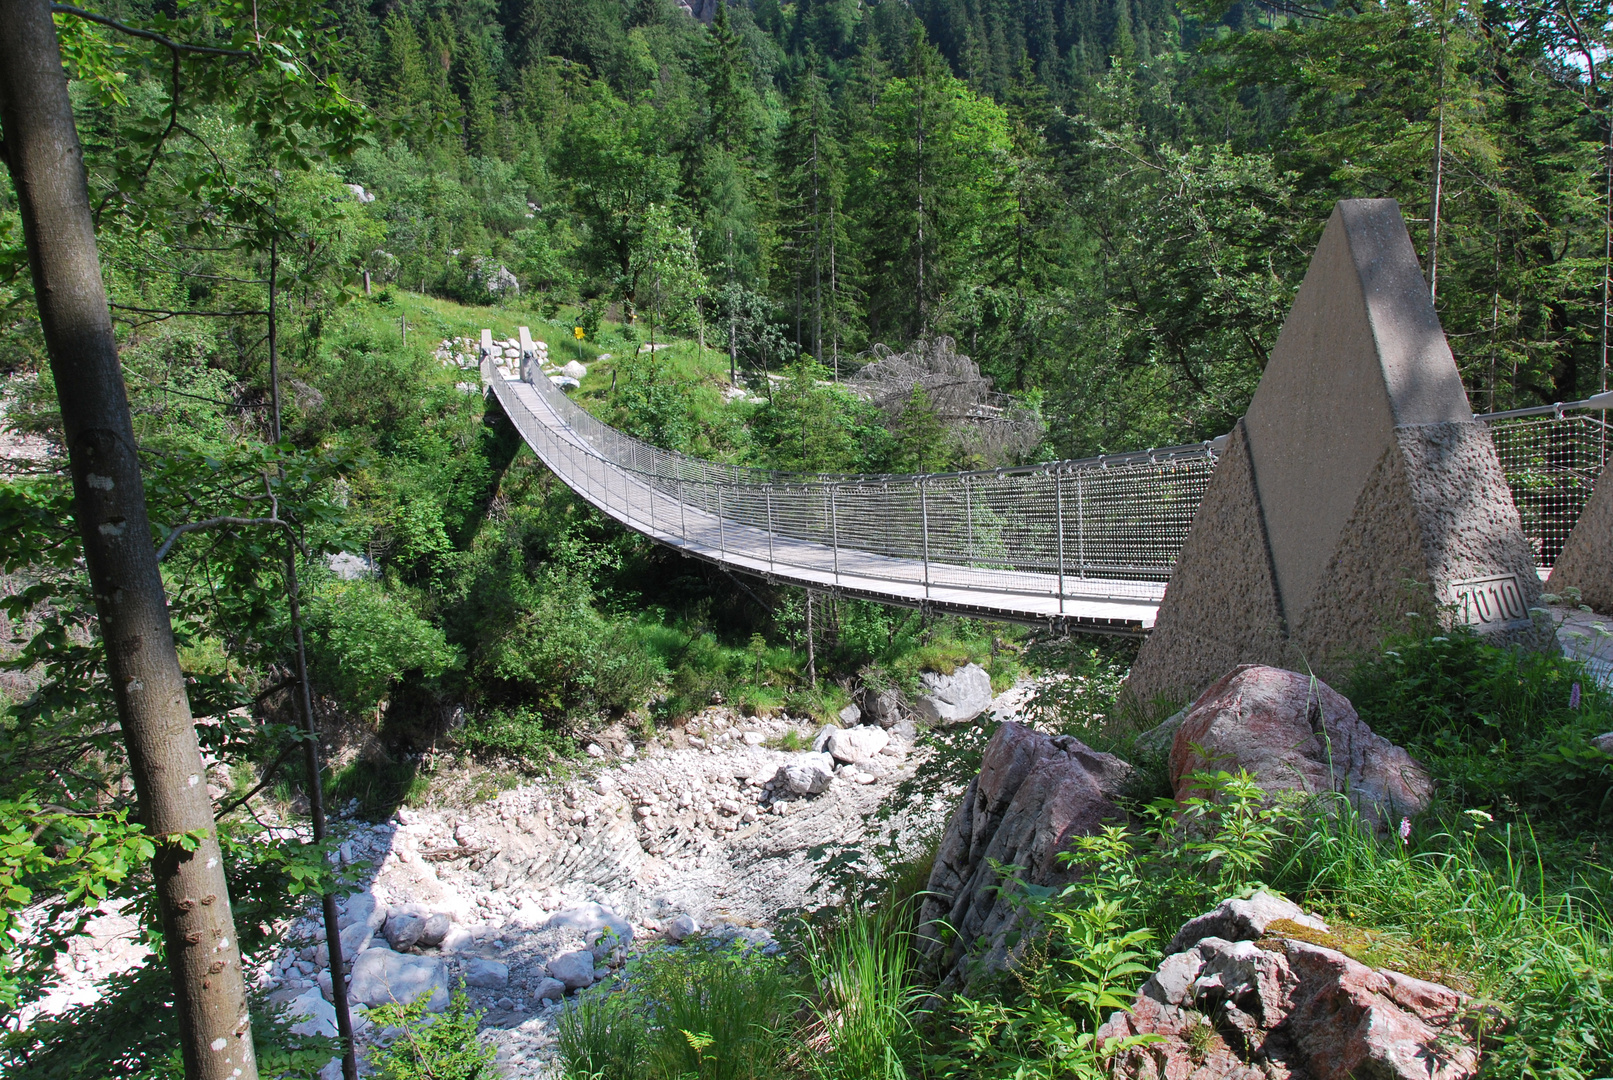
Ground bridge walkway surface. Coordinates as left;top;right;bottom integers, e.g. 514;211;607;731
482;330;1609;635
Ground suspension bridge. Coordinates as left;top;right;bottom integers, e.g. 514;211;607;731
479;328;1609;636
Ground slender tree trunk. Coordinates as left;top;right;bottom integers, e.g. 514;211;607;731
915;64;927;333
829;201;839;381
267;240;358;1080
0;6;257;1078
811;121;823;366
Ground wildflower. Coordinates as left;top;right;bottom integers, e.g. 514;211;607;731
1430;636;1449;643
574;326;586;340
1464;809;1493;826
1570;682;1582;710
1398;817;1411;843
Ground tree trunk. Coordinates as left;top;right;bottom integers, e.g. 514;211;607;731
0;5;257;1079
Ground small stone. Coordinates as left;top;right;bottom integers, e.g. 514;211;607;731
742;731;766;745
1592;732;1613;756
463;958;509;988
586;743;605;758
664;914;700;942
532;976;567;1004
810;725;837;753
547;950;597;991
416;913;452;948
778;752;836;795
349;949;449;1011
383;913;425;950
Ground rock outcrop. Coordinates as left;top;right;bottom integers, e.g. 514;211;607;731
1101;893;1489;1080
1170;665;1433;830
916;721;1131;986
914;663;995;725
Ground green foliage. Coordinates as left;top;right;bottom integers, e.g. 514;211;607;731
0;800;152;1010
800;909;926;1080
557;941;794;1080
1345;628;1613;834
306;578;459;706
367;984;498;1080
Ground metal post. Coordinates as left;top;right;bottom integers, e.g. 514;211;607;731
1054;466;1066;615
920;477;930;599
718;486;726;558
766;487;775;569
679;477;687;544
830;484;840;585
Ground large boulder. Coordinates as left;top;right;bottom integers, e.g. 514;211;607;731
1171;665;1433;830
913;664;994;725
778;752;836;795
348;949;449;1011
1101;894;1487;1080
916;722;1132;986
825;725;889;764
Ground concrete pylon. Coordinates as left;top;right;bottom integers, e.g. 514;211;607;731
1125;199;1544;710
1549;462;1613;612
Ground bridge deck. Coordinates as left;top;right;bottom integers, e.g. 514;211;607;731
488;367;1166;632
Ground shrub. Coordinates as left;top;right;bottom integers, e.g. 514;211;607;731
367;984;497;1080
305;578;458;706
1344;627;1613;833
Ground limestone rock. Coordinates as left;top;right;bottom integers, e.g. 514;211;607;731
532;977;566;1005
913;664;993;725
837;703;863;726
417;913;452;948
858;686;903;728
339;892;388;935
916;721;1131;986
826;726;889;764
546;903;632;945
1103;897;1486;1080
811;725;837;753
348;949;449;1011
287;987;338;1039
463;957;509;988
560;360;587;381
382;912;425;950
546;950;596;991
664;914;700;942
778;752;836;795
1594;732;1613;757
1171;665;1433;830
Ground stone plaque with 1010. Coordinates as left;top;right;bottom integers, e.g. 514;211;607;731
1450;573;1529;630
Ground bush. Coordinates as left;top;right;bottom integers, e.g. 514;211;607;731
1344;627;1613;833
367;984;497;1080
800;910;926;1080
305;578;458;706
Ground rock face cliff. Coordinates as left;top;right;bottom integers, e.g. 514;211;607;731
915;721;1131;986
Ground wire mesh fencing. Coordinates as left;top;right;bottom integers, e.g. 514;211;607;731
1484;412;1610;569
486;334;1609;613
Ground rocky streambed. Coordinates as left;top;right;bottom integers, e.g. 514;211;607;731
257;685;1006;1075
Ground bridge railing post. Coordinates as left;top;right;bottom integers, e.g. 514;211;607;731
1077;470;1085;579
830;484;840;586
1054;465;1066;615
765;487;775;570
964;474;973;566
718;486;726;558
920;476;930;600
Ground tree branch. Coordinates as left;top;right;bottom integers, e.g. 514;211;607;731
50;5;251;57
156;516;307;561
213;740;301;821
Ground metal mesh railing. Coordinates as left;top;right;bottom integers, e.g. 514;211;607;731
1484;412;1610;569
486;333;1610;616
484;342;1216;621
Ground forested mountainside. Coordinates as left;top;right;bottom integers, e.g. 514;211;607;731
12;0;1609;458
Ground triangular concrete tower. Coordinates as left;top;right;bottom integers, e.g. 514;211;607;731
1549;462;1613;613
1127;200;1544;709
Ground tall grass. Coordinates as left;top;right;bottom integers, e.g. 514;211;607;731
799;909;927;1080
1271;804;1613;1078
557;941;793;1080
